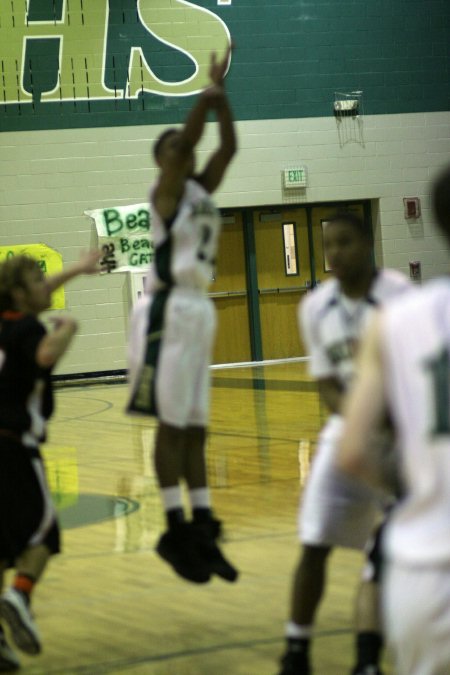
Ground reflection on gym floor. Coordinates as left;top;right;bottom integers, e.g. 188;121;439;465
9;361;390;674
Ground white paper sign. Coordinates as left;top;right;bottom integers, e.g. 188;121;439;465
85;203;153;272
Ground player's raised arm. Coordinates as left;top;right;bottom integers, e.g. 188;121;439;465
153;48;233;219
196;46;237;194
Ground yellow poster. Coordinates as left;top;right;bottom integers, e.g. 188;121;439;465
0;243;65;309
42;445;79;511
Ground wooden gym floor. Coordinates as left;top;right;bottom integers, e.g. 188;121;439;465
5;361;393;674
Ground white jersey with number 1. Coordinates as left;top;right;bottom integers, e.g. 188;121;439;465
300;268;411;390
382;278;450;565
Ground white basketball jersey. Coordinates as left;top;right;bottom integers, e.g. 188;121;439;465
382;279;450;565
300;269;411;389
147;178;221;292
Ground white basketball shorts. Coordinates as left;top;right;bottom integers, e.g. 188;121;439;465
383;561;450;675
299;415;382;549
127;287;216;428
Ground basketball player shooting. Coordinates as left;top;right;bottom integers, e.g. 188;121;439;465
127;46;238;584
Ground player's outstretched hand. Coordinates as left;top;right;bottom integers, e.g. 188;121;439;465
49;315;78;332
77;249;103;275
208;43;232;86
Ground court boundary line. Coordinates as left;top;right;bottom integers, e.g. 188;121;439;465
54;357;310;388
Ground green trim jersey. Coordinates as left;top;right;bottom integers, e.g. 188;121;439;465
299;269;411;390
296;270;410;549
147;178;221;293
382;279;450;565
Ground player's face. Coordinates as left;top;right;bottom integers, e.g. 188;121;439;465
323;221;373;283
158;132;195;177
19;267;52;314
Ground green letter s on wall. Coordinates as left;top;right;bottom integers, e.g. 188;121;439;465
127;0;231;97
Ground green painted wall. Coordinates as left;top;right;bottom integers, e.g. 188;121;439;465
0;0;448;132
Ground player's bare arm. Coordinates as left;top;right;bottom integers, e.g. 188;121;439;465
154;47;233;219
196;46;237;194
338;314;387;485
196;89;237;194
46;249;102;293
153;104;208;220
36;315;78;368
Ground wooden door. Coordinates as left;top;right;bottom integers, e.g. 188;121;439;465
211;212;252;364
254;208;311;359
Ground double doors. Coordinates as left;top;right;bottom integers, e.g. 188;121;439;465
211;203;366;364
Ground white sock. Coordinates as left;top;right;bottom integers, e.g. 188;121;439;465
161;486;183;511
189;487;211;510
286;621;312;639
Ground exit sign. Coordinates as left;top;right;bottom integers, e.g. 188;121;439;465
283;167;307;188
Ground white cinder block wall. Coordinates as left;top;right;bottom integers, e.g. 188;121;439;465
1;110;449;375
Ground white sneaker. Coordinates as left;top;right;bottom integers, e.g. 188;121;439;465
0;633;20;671
0;588;41;655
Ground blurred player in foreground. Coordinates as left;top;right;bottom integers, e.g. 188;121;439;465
277;211;411;675
339;164;450;675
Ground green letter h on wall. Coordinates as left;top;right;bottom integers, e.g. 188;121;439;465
0;0;230;105
0;0;115;104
